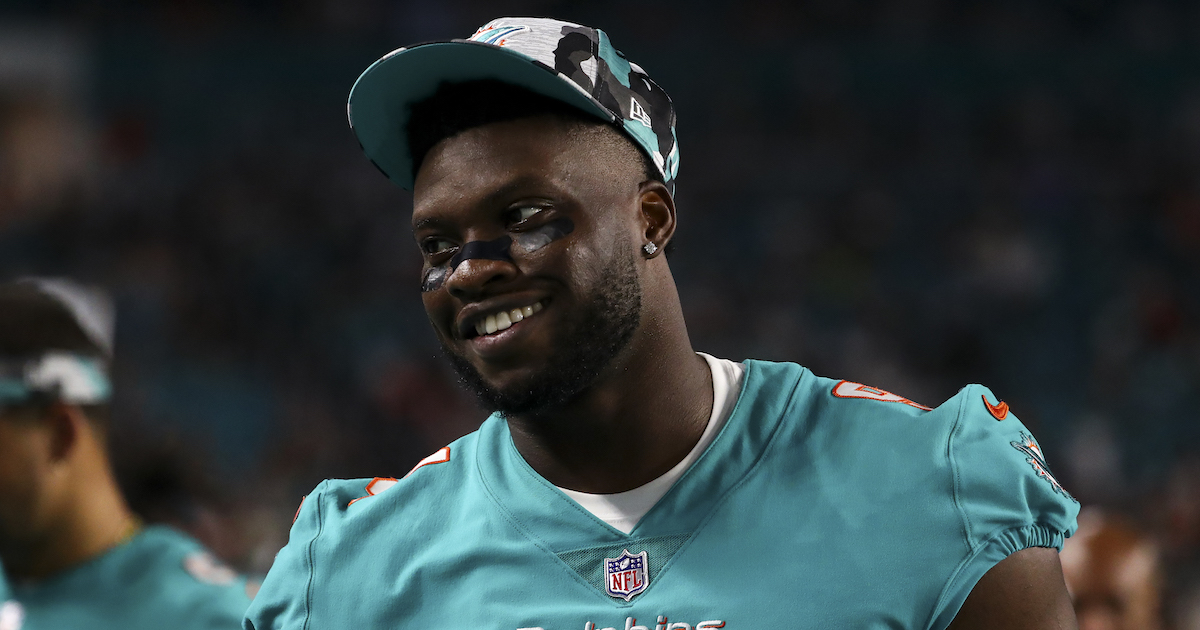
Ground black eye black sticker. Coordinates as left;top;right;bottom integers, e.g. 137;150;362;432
419;217;576;293
421;266;450;293
512;216;574;252
450;235;515;269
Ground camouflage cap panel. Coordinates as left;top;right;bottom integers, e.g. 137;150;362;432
468;18;679;192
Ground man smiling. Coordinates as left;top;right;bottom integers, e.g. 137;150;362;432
246;17;1079;630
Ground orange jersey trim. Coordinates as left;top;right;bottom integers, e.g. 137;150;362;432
405;446;451;477
982;394;1009;420
348;477;399;506
292;496;306;524
831;380;932;411
346;447;451;507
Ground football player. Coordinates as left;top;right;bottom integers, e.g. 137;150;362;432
247;18;1079;629
0;278;253;629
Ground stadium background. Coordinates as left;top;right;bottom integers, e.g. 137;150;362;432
1;0;1198;624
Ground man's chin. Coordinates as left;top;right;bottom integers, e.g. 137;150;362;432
439;245;641;417
444;350;567;416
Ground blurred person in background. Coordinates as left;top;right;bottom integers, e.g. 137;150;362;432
1060;509;1164;630
0;278;253;629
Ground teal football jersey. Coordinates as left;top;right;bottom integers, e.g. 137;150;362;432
5;525;252;629
246;360;1079;630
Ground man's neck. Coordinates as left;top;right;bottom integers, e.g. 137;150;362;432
507;328;713;495
5;460;138;582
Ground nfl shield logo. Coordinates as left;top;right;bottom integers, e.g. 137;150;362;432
604;549;649;601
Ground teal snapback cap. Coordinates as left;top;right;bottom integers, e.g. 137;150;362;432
347;17;680;193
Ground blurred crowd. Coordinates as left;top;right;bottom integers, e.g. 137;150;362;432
1;0;1198;626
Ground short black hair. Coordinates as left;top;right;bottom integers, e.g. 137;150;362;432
406;79;662;187
0;283;105;357
0;282;111;425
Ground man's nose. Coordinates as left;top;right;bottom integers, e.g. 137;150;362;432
444;256;518;300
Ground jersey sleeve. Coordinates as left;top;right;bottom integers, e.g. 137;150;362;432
243;481;329;630
927;384;1080;629
178;578;255;630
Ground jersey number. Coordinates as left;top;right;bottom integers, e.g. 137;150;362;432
347;447;451;506
832;381;931;411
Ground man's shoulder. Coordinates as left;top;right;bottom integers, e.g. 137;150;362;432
9;526;252;630
754;365;1080;543
739;359;955;449
291;427;487;544
137;527;254;618
735;366;1079;628
246;428;495;629
744;359;998;443
743;361;1077;522
801;373;1070;489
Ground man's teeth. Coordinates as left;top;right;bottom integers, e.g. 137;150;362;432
474;302;544;337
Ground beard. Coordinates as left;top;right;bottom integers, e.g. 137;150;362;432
442;249;642;416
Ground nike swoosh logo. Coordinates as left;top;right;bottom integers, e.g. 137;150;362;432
982;394;1009;421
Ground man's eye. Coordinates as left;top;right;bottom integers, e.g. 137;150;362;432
424;238;455;255
510;206;544;223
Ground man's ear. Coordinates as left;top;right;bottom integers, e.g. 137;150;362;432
638;180;676;257
45;402;85;463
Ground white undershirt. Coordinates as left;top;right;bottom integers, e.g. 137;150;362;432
557;353;745;534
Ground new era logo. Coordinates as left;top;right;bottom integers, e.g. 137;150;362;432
629;97;652;128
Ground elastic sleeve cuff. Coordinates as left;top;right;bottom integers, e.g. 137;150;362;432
927;523;1066;630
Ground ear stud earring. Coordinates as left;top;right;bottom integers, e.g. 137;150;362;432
642;242;659;256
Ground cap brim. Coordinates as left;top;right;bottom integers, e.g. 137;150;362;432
348;40;615;191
